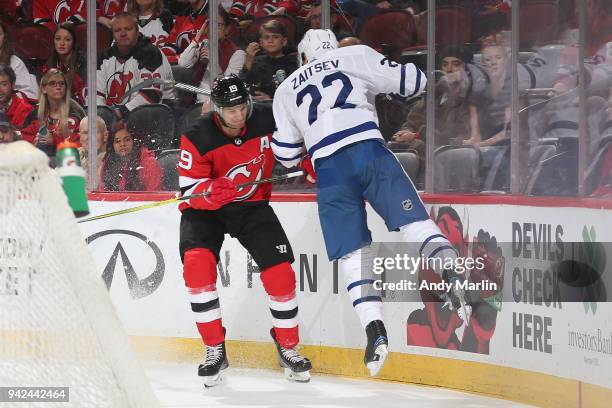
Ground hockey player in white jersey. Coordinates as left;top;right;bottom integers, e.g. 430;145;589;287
272;29;471;377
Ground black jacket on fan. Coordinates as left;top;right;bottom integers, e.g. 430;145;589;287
242;54;298;99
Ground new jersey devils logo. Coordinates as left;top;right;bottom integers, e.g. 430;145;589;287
106;71;134;106
176;31;195;51
54;0;74;24
104;0;123;15
227;154;265;201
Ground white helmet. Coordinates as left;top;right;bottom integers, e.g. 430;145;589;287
297;29;338;66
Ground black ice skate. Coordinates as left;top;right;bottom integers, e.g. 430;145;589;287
364;320;389;377
270;329;312;383
198;341;229;388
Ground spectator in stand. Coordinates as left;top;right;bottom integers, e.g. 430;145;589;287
32;0;123;29
0;0;18;20
0;0;31;22
464;39;510;147
0;113;19;143
0;22;39;101
392;45;472;150
21;69;84;159
164;0;192;15
163;0;208;64
543;0;612;197
338;36;361;47
178;8;245;112
33;0;86;28
0;65;35;131
99;0;129;27
100;121;162;191
97;13;175;119
78;115;108;185
305;3;352;39
126;0;175;50
229;0;307;19
40;23;87;107
551;0;612;99
241;19;297;101
471;0;511;43
388;45;473;188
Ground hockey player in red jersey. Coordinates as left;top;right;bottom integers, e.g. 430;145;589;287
177;75;311;388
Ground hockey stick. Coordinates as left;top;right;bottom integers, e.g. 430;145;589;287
77;170;304;223
120;79;211;104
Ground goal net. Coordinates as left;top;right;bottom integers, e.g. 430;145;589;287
0;142;159;407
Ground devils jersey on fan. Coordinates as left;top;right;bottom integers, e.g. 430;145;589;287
162;3;207;64
138;10;175;49
33;0;104;29
178;104;276;211
96;35;174;110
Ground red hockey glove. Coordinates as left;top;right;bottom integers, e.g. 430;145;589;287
190;177;238;210
299;155;316;184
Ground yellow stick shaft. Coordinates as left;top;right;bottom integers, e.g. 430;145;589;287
77;170;304;223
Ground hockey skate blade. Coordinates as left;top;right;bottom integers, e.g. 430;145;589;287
458;301;472;326
202;373;224;389
366;344;389;377
284;367;311;383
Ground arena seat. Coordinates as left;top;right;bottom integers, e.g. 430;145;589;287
434;145;481;192
395;151;420;183
175;103;203;139
358;11;415;60
480;145;510;192
9;23;53;67
524;137;579;196
127;104;176;152
156;149;180;191
171;65;195;107
585;134;612;196
97;105;116;133
514;0;559;48
523;143;558;195
73;22;113;54
414;5;472;47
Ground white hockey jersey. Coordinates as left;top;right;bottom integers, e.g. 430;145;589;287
271;45;426;166
96;36;175;111
10;55;39;101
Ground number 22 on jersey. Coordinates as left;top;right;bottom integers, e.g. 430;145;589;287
296;72;356;125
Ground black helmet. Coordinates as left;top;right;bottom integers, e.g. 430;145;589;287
211;74;251;108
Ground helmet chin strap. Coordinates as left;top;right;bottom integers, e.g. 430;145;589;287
216;112;240;130
214;100;253;130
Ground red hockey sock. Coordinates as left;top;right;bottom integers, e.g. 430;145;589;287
196;319;225;346
261;262;300;348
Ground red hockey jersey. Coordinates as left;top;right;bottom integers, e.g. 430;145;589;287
4;91;35;130
178;103;276;211
33;0;103;29
163;4;207;64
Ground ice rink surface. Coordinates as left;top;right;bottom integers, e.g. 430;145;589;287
146;362;533;408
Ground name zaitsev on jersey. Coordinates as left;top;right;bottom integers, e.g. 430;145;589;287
272;44;427;168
